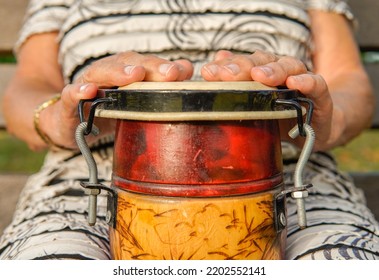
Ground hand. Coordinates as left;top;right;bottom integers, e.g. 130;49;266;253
40;52;194;149
201;50;334;151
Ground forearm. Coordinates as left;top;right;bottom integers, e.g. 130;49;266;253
2;74;63;151
2;32;66;150
308;10;374;150
327;69;374;148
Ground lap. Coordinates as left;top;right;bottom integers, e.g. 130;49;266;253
0;147;112;260
1;148;378;260
284;152;379;260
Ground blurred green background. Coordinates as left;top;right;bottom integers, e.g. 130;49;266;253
0;130;46;173
0;128;378;174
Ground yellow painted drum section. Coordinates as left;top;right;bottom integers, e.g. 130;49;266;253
110;189;285;260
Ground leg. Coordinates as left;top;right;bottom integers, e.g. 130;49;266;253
284;152;379;260
0;145;113;260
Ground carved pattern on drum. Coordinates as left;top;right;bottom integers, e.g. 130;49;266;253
110;191;285;260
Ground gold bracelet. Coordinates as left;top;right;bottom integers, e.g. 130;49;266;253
34;95;74;151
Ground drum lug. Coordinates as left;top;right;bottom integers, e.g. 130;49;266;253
275;183;313;231
80;182;117;227
274;192;287;233
106;189;117;228
277;184;313;197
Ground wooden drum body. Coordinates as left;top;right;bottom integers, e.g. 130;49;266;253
77;82;313;260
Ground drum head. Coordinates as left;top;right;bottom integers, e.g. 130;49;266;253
96;81;303;121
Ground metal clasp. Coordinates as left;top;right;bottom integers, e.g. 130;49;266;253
274;97;315;229
75;97;116;226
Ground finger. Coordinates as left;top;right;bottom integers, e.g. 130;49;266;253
60;83;98;118
250;50;278;65
286;73;332;123
201;55;254;81
77;52;193;87
77;53;146;86
201;50;278;81
214;50;234;61
122;53;192;81
286;73;333;150
39;83;98;149
59;83;116;147
172;59;194;80
250;56;308;86
286;73;330;106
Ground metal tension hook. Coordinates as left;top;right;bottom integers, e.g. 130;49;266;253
75;97;115;226
275;98;315;229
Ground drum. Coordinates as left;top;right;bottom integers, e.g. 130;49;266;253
76;81;314;260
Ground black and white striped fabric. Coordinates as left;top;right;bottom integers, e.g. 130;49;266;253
282;148;379;260
1;0;378;260
15;0;356;83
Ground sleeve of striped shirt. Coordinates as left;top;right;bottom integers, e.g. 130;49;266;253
14;0;74;54
306;0;355;21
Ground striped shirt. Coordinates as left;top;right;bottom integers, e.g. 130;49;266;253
16;0;354;83
2;0;378;260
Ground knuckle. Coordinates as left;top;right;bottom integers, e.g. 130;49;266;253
80;66;94;83
250;50;278;66
115;51;138;61
278;56;307;72
143;54;159;63
315;74;328;91
252;49;277;61
252;49;268;56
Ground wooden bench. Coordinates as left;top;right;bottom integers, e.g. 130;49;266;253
0;0;378;219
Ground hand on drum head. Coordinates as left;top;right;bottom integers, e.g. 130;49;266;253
201;50;334;152
75;52;194;86
43;52;195;149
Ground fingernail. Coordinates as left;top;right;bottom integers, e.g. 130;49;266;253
159;63;175;76
124;65;136;76
224;63;240;75
258;66;274;77
203;64;219;76
80;84;90;92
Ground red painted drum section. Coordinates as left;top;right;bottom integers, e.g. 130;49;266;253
112;119;283;197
